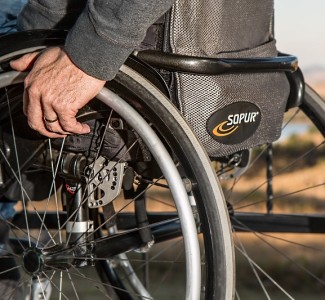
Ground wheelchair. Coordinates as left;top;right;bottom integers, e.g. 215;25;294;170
0;4;324;300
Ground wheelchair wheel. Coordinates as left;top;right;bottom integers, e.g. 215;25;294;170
0;31;234;299
216;84;325;298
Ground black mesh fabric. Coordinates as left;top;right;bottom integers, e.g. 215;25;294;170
169;0;290;157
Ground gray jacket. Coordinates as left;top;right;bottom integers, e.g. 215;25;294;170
18;0;174;80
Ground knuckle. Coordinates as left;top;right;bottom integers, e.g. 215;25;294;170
24;77;31;87
21;56;29;65
26;85;39;98
45;123;54;130
46;124;61;133
27;121;40;131
61;122;78;133
52;103;63;112
61;123;74;132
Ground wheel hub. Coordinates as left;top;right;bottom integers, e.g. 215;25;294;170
23;247;44;276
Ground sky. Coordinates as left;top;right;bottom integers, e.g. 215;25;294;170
274;0;325;71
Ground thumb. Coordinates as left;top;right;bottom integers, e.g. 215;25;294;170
10;51;40;71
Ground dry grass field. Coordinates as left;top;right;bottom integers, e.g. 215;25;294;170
232;83;325;298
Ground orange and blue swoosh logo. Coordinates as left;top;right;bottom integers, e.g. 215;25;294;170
212;121;239;137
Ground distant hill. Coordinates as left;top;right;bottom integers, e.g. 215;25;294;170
301;65;325;97
303;65;325;83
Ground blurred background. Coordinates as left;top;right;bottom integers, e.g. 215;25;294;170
235;2;325;298
275;0;325;97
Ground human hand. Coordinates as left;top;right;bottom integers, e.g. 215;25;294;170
10;47;105;138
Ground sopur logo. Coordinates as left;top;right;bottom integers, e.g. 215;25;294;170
213;111;260;137
207;102;261;144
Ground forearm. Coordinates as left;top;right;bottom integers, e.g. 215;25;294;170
65;0;174;80
18;0;174;81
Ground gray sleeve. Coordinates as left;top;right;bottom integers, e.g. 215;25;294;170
65;0;174;80
18;0;87;30
18;0;174;81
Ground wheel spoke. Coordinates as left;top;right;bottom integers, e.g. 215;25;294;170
0;264;21;276
0;147;57;244
69;265;151;300
235;232;271;299
232;140;325;210
234;216;325;286
37;275;49;300
151;246;185;297
5;88;31;247
66;271;80;300
41;271;69;300
6;275;30;300
235;245;295;299
36;138;67;247
46;216;180;262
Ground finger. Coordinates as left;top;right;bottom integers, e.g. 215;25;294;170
25;90;66;138
10;52;40;71
58;114;91;135
43;115;64;134
28;122;67;138
44;118;71;136
42;101;72;135
37;127;66;139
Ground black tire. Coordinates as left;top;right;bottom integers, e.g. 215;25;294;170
0;30;234;299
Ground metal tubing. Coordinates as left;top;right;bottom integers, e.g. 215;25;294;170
135;50;298;75
97;82;201;300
